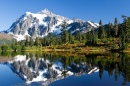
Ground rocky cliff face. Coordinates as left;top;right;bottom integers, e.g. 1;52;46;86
4;8;99;41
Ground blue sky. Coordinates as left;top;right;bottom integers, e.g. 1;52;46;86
0;0;130;31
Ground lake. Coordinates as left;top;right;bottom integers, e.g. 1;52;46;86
0;52;130;86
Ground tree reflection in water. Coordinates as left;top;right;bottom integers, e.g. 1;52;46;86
0;52;130;85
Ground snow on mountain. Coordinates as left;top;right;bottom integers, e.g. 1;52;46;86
88;21;99;28
4;8;99;41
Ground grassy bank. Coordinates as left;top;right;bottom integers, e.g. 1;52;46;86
1;38;130;53
23;43;108;53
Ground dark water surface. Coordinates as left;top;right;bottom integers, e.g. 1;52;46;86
0;52;130;86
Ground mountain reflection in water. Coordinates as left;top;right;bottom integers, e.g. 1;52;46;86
0;52;130;86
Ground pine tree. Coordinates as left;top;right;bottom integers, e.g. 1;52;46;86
21;45;26;51
55;35;62;45
114;18;118;37
75;29;81;42
11;39;16;50
86;30;91;45
61;21;69;44
86;28;97;46
82;34;86;42
48;32;54;46
91;28;97;45
69;33;74;44
106;22;112;38
126;17;130;42
118;16;130;50
98;20;105;39
25;36;29;47
29;37;34;47
119;35;126;50
109;23;115;37
42;36;49;46
121;15;127;36
35;37;41;46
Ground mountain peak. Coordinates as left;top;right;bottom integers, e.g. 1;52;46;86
4;8;99;41
43;8;50;12
25;12;32;15
38;8;53;15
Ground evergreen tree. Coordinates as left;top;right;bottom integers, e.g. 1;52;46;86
121;15;127;37
98;20;105;39
91;28;98;45
118;23;124;37
110;23;116;37
69;33;74;44
55;35;62;45
125;17;130;42
48;32;54;46
11;39;17;50
75;29;81;42
114;18;118;37
29;37;34;47
86;28;97;46
86;30;92;45
119;35;127;50
106;22;112;37
35;37;41;46
42;36;49;46
21;45;26;51
82;34;86;42
18;40;25;46
118;15;130;49
61;21;69;44
15;45;22;51
25;36;29;47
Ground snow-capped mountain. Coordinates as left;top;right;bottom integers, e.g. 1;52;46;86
3;54;99;85
4;8;99;41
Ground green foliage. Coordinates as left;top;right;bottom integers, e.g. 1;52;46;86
29;37;34;47
1;45;11;51
69;33;74;44
114;17;118;37
55;35;62;45
106;22;112;37
35;37;41;46
1;15;130;52
119;35;128;50
98;20;105;39
25;36;29;46
0;51;12;56
86;28;97;46
15;45;22;51
48;32;54;46
42;36;49;46
75;29;82;41
61;21;69;44
111;41;118;49
21;45;26;51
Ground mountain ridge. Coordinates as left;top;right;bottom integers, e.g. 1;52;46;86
3;8;99;41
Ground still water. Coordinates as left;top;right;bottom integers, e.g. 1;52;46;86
0;52;130;86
